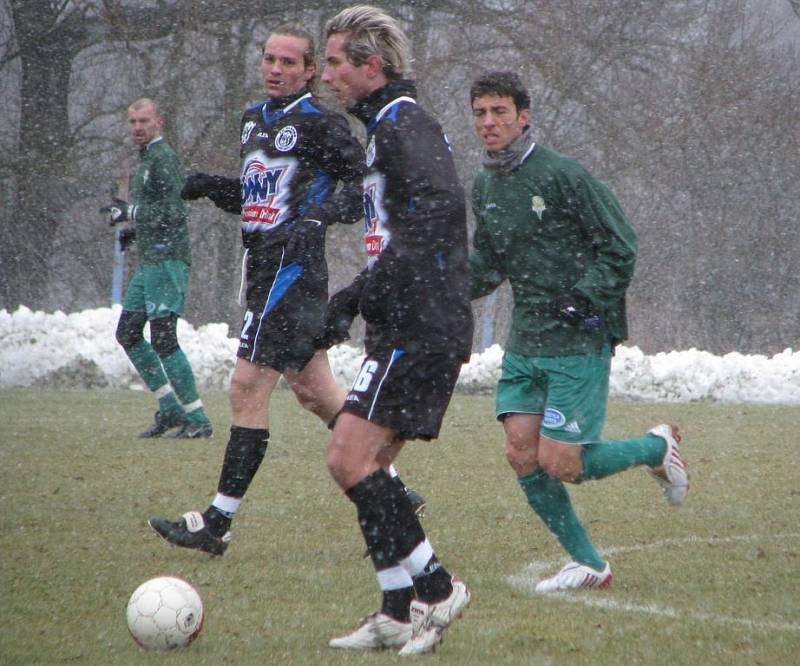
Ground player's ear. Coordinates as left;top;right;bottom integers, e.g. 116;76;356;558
365;54;383;79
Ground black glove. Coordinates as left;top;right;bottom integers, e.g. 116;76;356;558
117;225;136;251
551;288;605;330
100;197;134;226
181;173;220;200
317;273;366;349
284;217;326;265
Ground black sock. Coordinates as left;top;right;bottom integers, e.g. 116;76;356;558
217;426;269;498
345;469;425;570
201;505;231;537
412;555;453;603
381;587;415;622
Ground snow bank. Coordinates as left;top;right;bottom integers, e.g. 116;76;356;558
1;306;799;404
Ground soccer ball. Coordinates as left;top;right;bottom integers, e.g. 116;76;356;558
126;576;204;651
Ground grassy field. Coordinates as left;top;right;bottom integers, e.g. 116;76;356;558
1;389;798;665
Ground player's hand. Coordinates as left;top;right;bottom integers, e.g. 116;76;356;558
101;197;134;226
551;289;605;330
181;173;218;200
284;217;326;265
317;274;365;349
117;224;136;251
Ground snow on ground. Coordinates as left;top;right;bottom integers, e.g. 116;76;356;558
1;306;799;404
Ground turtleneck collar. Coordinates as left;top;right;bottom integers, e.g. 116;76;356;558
348;79;417;126
482;126;536;174
264;87;312;111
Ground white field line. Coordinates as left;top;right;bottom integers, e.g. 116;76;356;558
508;533;800;634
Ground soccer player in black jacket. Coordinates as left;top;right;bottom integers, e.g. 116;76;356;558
148;24;425;556
320;6;473;656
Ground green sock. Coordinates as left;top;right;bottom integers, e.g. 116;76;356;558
518;470;604;570
128;340;169;392
157;390;183;415
161;349;209;424
126;341;182;415
580;435;666;481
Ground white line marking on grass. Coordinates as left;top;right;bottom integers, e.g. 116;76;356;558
508;533;800;634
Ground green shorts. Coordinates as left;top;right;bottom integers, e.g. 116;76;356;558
496;348;611;445
122;260;190;319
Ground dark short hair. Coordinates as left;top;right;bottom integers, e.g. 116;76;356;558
470;71;530;111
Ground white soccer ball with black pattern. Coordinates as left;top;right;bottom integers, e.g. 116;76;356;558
126;576;204;651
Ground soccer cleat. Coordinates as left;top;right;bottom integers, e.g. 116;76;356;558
406;487;427;518
329;612;412;651
398;577;470;656
647;424;689;506
535;561;612;593
148;511;231;556
139;410;187;438
167;421;213;439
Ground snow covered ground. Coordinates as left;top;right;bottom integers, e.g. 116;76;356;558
1;305;799;404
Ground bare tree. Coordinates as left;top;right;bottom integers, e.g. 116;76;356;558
1;0;797;354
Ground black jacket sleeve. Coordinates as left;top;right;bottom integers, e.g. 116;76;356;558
206;176;242;215
305;112;365;227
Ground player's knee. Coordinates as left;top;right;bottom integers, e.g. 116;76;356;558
291;383;322;415
505;442;538;475
115;312;145;351
150;316;180;358
540;457;581;483
326;437;350;486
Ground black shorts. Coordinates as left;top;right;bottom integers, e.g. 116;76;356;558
237;245;327;372
340;349;464;440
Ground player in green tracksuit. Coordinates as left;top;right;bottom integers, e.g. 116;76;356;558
105;98;211;439
468;72;689;592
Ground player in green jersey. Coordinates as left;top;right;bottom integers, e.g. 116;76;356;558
468;71;689;591
104;98;211;439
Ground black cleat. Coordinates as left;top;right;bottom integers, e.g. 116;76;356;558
167;421;213;439
406;487;427;518
149;511;231;556
139;410;188;438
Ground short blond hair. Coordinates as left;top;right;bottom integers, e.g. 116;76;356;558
325;5;411;79
128;97;161;117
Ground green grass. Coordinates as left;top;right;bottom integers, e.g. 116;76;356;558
1;389;799;665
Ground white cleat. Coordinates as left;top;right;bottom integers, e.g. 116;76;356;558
647;424;689;506
535;561;612;593
329;612;411;651
398;577;470;656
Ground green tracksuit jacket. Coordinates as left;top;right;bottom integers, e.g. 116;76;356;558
131;139;191;265
469;144;636;357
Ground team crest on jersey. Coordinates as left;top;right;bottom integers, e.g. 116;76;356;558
531;195;547;220
275;125;298;152
366;137;376;167
241;121;256;144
